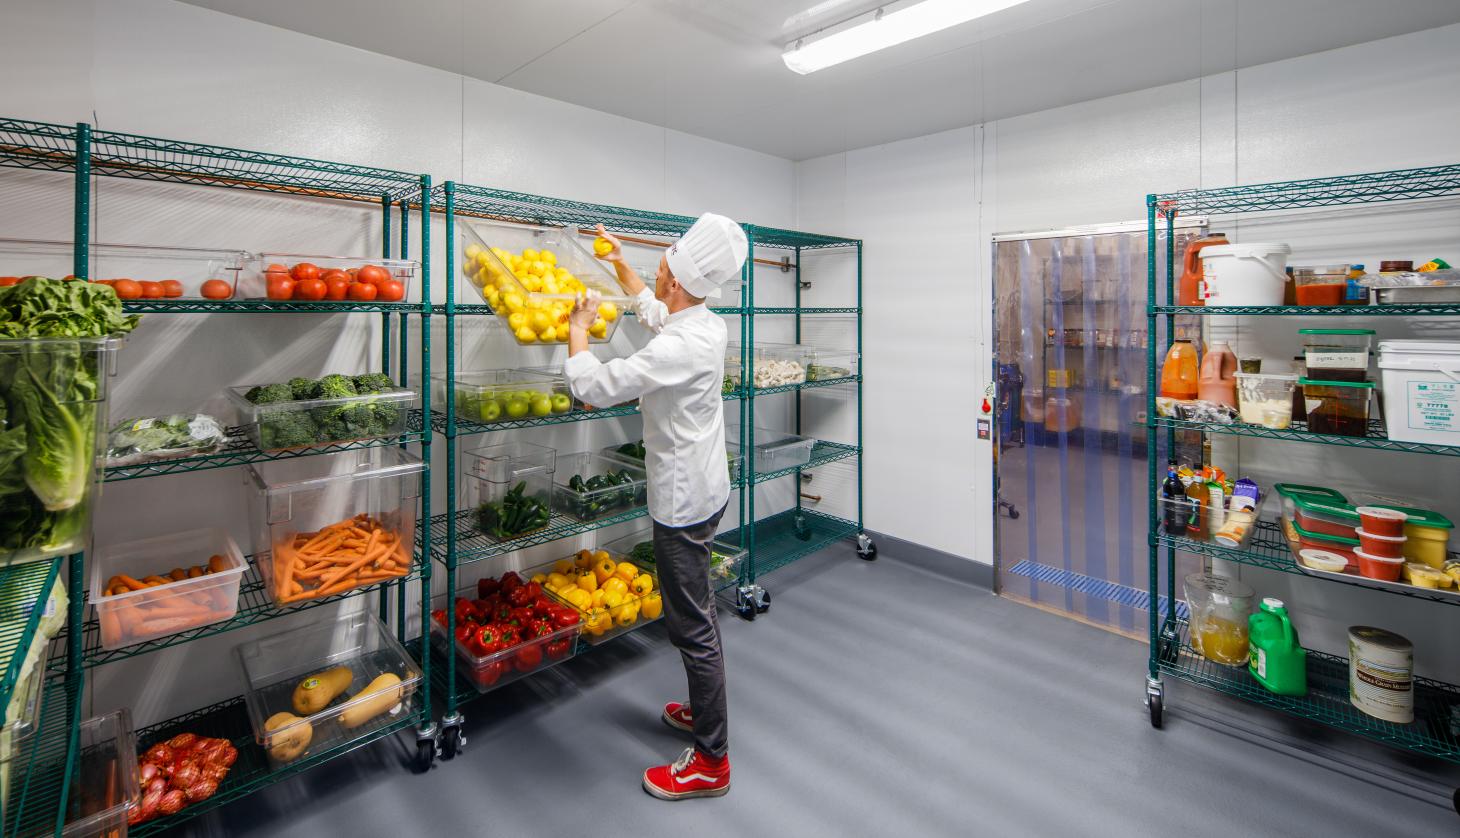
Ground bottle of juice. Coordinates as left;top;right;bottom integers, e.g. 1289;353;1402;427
1197;341;1238;407
1161;460;1185;535
1249;598;1307;696
1178;232;1228;306
1159;339;1200;400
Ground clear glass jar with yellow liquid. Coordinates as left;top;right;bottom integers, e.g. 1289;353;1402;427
1184;573;1256;667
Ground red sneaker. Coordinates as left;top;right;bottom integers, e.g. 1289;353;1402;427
642;748;730;800
662;701;693;733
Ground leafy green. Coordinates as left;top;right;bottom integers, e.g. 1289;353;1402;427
0;278;138;559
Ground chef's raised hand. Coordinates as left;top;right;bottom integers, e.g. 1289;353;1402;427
594;224;624;262
570;291;602;330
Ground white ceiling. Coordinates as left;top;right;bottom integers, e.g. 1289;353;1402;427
178;0;1460;160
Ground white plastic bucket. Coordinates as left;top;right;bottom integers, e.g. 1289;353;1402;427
1201;243;1291;306
1348;626;1412;723
1377;340;1460;445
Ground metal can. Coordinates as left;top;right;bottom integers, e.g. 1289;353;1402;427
1348;626;1413;723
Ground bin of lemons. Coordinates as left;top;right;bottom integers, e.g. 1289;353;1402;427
455;386;574;423
538;549;659;641
461;243;619;345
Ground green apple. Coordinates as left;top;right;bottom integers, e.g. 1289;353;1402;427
505;398;530;419
479;400;502;422
530;395;553;416
550;393;572;413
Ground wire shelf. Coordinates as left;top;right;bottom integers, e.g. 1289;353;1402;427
127;694;423;837
1158;518;1460;607
751;375;860;397
752;306;861;314
46;563;422;672
123;299;426;314
0;559;62;709
0;118;76;175
1152;304;1460;317
743;509;859;579
1158;617;1460;763
1150;416;1460;456
104;429;426;481
429;506;650;566
1149;162;1460;214
1;676;73;838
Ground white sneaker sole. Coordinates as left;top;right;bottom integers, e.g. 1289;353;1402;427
661;710;694;733
642;776;731;800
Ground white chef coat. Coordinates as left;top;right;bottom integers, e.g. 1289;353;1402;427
563;287;730;527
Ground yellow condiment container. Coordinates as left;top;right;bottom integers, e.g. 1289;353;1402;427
1403;520;1451;569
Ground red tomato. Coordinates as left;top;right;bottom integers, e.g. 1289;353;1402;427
113;279;142;300
265;263;288;274
294;278;327;300
138;281;165;299
375;280;405;302
320;269;348;283
289;263;320;283
160;279;184;297
325;277;351;300
200;279;233;299
356;264;390;285
0;277;20;287
347;282;378;302
266;276;295;300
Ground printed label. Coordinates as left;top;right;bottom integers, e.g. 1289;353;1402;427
1255;647;1267;679
1306;351;1366;369
1407;381;1459;432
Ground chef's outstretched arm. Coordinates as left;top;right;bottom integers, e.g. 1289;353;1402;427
565;294;694;407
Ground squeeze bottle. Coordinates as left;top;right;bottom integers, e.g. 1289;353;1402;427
1249;598;1307;696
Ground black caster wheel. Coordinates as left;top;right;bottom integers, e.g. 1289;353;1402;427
756;590;770;614
441;725;463;760
856;534;877;561
1451;787;1460;817
736;601;756;621
413;737;436;772
1149;693;1163;729
1008;509;1020;520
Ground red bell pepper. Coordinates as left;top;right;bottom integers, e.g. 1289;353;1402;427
477;577;501;599
515;642;544;672
474;624;505;656
545;637;571;660
506;585;532;607
500;571;523;591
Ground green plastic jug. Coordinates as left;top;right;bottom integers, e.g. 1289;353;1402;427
1249;598;1307;696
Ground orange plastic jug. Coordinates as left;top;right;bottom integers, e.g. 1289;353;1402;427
1198;341;1238;407
1178;233;1228;306
1159;339;1200;400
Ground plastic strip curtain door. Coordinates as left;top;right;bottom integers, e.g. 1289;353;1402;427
994;226;1196;635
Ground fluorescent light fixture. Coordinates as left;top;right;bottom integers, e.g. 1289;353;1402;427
782;0;1031;74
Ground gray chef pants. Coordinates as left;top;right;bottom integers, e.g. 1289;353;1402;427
652;502;729;758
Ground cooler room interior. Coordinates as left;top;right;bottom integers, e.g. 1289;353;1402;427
2;0;1460;835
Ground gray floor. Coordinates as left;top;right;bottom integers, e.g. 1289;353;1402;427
172;543;1459;837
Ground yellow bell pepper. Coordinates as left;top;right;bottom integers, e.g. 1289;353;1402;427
630;574;654;596
640;592;663;620
614;561;638;583
602;577;628;596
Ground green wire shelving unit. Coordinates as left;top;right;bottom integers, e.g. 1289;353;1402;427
426;182;866;758
0;117;439;836
1143;163;1460;802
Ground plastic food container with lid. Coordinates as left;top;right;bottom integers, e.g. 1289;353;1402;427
1353;546;1403;581
1200;242;1291;306
245;448;423;605
226;383;416;452
1355;528;1405;559
1297;548;1349;574
1292;267;1349;307
1291;520;1360;571
1373;504;1453;568
236;612;422;769
1300;378;1372;436
1184;573;1256;667
1356;506;1407;537
1273;483;1345;523
90;527;249;650
1376;339;1460;445
1301;329;1374;382
1235;372;1298;428
1290;495;1358;539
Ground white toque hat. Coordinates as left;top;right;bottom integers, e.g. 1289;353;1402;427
665;212;748;299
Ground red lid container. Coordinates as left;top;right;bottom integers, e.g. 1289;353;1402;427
1355;506;1407;538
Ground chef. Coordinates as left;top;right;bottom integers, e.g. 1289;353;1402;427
564;213;746;800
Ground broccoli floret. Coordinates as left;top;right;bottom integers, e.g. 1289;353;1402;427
258;409;318;449
366;401;402;435
353;372;395;394
288;376;320;400
316;374;357;399
244;382;293;405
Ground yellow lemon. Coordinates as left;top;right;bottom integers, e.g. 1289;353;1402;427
507;311;528;331
540;250;557;265
554;324;571;342
522;248;540;263
464;243;483;259
530;260;549;277
543;278;561;295
537;327;556;343
593;236;613;257
522;275;543;293
598;302;619;322
529;311;551;333
515;325;538;343
589;319;608;340
503;292;524;312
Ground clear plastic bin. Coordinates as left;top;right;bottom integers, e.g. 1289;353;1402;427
240;254;416;302
1156;496;1257;548
600;439;646;466
1293;271;1347;306
1291;495;1359;539
805;348;860;382
1273;483;1346;523
225;383;415;452
552;453;648;522
735;427;816;473
0;237;247;300
458;221;629;345
596;525;745;585
435;369;572;425
469;468;553;542
1291;520;1360;571
0;336;123;567
58;709;139;837
538;553;660;644
728;342;814;389
90;527;248;650
463;441;556;483
723;345;744;395
236;612;421;770
428;582;578;693
1235;372;1298;429
1300;377;1373;437
245;448;422;605
1301;329;1374;382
